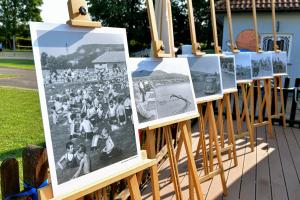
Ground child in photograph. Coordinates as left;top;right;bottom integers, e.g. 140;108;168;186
50;106;58;125
54;97;63;114
73;144;91;179
106;99;119;131
80;112;94;140
116;97;126;126
86;101;97;124
100;127;115;155
57;141;78;170
69;113;80;140
124;95;132;122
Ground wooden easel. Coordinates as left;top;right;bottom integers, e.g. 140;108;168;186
250;0;273;137
183;0;228;196
145;1;205;199
38;1;160;199
270;0;287;127
224;0;255;152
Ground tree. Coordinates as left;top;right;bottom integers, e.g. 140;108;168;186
87;0;150;53
0;0;42;49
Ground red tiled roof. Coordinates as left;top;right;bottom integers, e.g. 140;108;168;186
216;0;300;12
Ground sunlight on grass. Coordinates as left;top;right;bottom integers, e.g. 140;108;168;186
0;87;45;192
0;74;17;79
0;59;35;70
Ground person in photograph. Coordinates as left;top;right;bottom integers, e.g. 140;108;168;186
57;141;78;170
86;101;97;124
116;97;126;126
106;99;119;131
50;106;58;125
80;112;94;140
100;127;115;157
138;80;146;102
69;113;80;140
124;95;132;122
54;97;63;114
72;144;91;179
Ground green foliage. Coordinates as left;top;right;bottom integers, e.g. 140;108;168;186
0;0;42;49
87;0;211;52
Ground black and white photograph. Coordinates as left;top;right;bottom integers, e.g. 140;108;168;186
272;51;288;75
220;55;237;91
251;52;273;79
182;55;223;102
129;58;198;128
233;53;252;82
30;23;140;197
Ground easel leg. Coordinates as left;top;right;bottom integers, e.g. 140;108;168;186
234;91;242;135
127;174;142;200
257;80;263;123
242;85;255;151
274;77;279;115
217;99;225;148
207;102;228;196
225;94;237;166
180;121;204;200
264;79;273;137
187;120;195;200
279;77;287;128
149;164;160;200
250;83;255;134
164;126;183;200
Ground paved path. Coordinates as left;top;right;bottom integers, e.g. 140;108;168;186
0;67;37;89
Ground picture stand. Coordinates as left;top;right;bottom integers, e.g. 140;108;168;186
144;1;205;199
184;0;228;195
224;0;255;151
250;0;273;137
38;150;159;200
38;1;161;199
270;0;286;127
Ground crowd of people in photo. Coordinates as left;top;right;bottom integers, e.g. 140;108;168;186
44;64;133;179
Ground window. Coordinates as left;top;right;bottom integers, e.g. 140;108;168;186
260;34;292;63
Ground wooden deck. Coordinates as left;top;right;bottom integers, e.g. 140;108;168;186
141;124;300;200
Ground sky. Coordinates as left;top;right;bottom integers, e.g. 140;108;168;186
40;0;69;23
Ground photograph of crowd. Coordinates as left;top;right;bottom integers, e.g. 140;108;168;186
130;58;197;128
251;52;273;79
272;51;288;75
184;55;223;102
220;55;237;91
31;24;139;191
234;53;252;82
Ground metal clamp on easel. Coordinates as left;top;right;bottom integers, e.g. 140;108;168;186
67;0;101;28
146;0;172;58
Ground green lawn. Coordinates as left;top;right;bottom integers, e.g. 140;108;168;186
0;87;44;188
0;74;17;79
0;59;35;70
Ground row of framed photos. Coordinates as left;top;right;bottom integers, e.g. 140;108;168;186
30;22;287;197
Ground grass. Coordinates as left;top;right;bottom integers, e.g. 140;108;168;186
0;74;17;79
0;59;35;70
0;87;45;190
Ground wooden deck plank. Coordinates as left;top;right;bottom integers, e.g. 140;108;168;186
255;126;272;200
267;127;289;200
238;127;257;200
274;126;300;200
283;127;300;184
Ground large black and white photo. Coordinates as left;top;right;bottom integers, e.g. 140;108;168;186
251;52;273;79
272;51;288;75
234;53;252;82
220;55;237;91
130;58;198;128
183;55;223;102
30;23;140;197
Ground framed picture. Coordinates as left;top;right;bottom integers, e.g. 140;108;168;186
180;54;223;103
30;22;141;197
251;52;273;79
272;51;288;75
220;55;237;92
233;52;252;83
129;57;198;128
